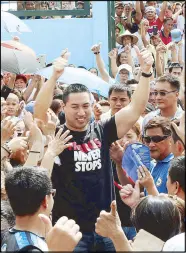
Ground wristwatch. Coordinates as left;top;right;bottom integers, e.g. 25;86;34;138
141;72;152;77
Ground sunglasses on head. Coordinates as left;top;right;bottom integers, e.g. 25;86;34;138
143;135;170;143
154;90;177;97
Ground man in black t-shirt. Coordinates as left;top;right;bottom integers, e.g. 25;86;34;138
34;47;154;251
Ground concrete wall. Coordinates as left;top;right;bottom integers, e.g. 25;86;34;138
1;1;109;71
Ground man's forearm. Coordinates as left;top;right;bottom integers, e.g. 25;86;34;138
34;75;58;122
159;1;167;21
22;79;36;102
40;150;55;178
171;49;178;62
155;53;163;77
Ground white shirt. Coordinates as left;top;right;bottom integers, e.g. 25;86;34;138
163;233;185;251
177;15;185;34
133;31;150;50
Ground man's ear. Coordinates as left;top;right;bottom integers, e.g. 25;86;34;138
174;181;180;195
177;140;185;154
41;196;48;209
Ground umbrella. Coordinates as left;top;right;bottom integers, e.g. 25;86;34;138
1;11;32;33
36;66;111;98
1;40;38;74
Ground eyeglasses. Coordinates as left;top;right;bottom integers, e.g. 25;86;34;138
143;135;170;143
154;90;177;97
50;189;56;197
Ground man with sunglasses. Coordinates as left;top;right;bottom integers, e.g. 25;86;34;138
143;116;174;194
1;166;82;252
142;75;183;134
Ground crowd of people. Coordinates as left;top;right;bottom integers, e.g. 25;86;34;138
1;1;185;252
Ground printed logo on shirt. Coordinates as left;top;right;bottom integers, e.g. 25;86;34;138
156;177;162;187
71;138;102;172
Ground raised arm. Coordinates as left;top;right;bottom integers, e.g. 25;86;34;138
159;1;168;22
135;1;142;24
172;8;183;22
177;40;184;65
91;43;110;82
108;48;118;78
34;52;69;122
115;47;154;138
22;75;38;102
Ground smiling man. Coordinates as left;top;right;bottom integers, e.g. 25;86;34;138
34;48;154;251
142;75;183;134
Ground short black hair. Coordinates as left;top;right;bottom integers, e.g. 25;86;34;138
62;83;91;104
78;66;87;70
5;166;52;216
169;156;185;192
156;75;180;92
131;195;181;241
108;84;131;98
168;62;183;73
126;79;138;85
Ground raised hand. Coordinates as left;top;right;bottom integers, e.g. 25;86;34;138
93;103;103;121
137;165;159;196
119;181;140;208
110;141;124;165
22;110;34;130
95;200;122;239
39;214;82;251
156;42;167;53
52;48;70;80
1;117;16;144
47;128;73;158
108;48;118;59
91;42;101;54
8;136;28;152
167;42;176;51
133;45;154;73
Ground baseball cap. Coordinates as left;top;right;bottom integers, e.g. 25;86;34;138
171;29;182;42
145;6;156;13
25;101;35;114
118;64;132;74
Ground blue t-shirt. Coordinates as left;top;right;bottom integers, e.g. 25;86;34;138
145;153;174;195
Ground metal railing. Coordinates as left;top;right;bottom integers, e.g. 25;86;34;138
2;1;90;17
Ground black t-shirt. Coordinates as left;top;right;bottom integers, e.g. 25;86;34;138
52;116;118;232
112;161;133;227
1;228;47;252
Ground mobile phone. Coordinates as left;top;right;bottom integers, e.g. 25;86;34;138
152;25;158;35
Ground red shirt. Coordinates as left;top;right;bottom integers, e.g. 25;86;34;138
148;17;163;35
159;30;172;45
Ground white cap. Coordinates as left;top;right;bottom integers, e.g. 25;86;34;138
145;6;156;13
118;64;132;74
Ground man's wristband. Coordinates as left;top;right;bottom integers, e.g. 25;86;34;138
30;151;40;154
94;52;100;55
141;72;152;78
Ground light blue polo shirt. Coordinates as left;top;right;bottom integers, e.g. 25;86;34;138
145;153;174;195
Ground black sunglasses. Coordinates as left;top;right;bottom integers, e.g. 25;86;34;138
154;90;177;97
143;135;170;143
